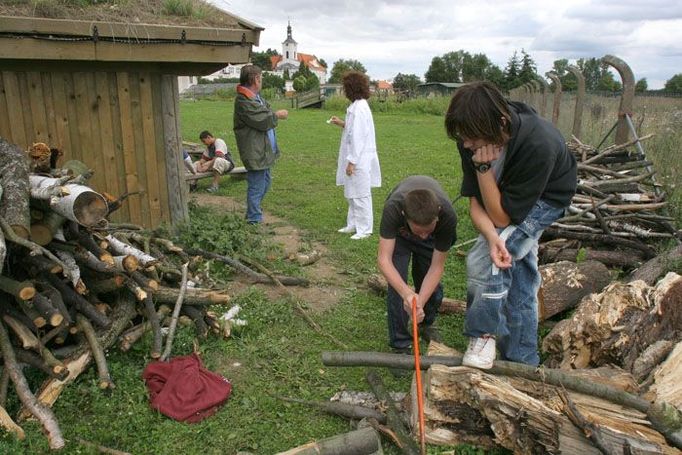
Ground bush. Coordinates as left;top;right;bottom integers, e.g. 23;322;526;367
323;94;451;116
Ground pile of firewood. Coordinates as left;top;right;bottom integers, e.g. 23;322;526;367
540;135;681;269
0;141;305;450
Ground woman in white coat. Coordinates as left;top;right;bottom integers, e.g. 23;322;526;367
329;71;382;240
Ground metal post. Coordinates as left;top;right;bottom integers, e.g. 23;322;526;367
602;55;635;145
567;65;585;140
546;72;562;126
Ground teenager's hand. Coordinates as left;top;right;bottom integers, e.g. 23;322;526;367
489;236;512;269
402;294;425;323
472;144;502;164
345;162;355;176
276;109;289;120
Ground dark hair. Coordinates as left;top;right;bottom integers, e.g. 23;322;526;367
342;71;370;101
444;81;511;145
404;189;440;225
199;130;213;140
240;64;262;86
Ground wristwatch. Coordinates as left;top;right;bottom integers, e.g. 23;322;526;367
473;161;491;174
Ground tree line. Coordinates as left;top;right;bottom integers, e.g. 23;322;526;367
245;48;682;96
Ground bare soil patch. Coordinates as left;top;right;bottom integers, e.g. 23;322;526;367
191;193;351;313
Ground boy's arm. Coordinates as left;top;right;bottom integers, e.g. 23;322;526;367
414;250;448;318
470;198;511;269
377;237;418;312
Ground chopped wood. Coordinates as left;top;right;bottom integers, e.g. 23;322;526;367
0;404;25;440
77;315;114;390
276;395;387;424
2;315;41;350
543;273;682;372
30;176;108;227
160;263;189;362
275;426;382;455
629;244;682;285
0;321;65;449
366;369;419;455
113;255;139;273
105;235;158;267
152;286;230;306
0;276;35;300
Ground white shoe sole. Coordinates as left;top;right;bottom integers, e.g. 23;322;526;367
462;355;494;370
337;227;355;233
350;233;371;240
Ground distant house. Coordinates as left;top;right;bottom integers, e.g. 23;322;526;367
269;22;327;90
416;82;467;97
374;80;394;95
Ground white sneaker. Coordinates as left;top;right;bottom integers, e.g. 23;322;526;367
462;335;496;369
337;226;355;234
350;233;371;240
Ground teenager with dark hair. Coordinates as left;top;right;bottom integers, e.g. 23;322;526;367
445;81;577;369
377;176;457;368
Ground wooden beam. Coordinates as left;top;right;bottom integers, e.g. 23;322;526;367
0;16;260;43
0;37;252;65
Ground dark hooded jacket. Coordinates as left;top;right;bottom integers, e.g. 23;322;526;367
459;101;577;224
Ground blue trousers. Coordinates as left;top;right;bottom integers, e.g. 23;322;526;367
246;169;271;224
464;200;564;365
387;235;443;349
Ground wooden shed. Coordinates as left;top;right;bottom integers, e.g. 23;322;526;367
0;4;262;228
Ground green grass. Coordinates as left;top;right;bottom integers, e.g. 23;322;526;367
3;93;679;454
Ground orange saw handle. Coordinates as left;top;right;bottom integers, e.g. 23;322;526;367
411;296;426;454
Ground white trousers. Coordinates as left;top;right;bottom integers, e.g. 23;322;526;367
346;196;373;235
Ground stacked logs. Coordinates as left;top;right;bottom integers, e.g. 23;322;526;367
0;150;257;449
540;135;681;269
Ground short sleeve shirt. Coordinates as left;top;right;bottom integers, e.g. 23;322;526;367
379;176;457;252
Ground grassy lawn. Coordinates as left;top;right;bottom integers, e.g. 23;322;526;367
2;93;679;454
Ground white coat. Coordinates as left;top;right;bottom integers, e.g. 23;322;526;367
336;99;381;199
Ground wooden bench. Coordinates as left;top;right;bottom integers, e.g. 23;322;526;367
185;166;247;182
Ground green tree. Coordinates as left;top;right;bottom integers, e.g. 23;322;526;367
576;58;605;91
329;59;367;83
392;73;421;96
552;59;577;91
635;78;648;92
251;48;279;71
318;58;328;68
292;76;307;92
462;52;494;82
503;51;520;89
664;73;682;93
484;65;506;89
518;49;538;85
424;56;449;82
597;70;622;92
262;73;285;91
292;64;319;91
283;68;291;80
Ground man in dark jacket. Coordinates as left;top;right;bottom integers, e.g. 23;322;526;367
445;81;577;369
233;65;288;224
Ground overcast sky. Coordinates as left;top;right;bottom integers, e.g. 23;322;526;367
212;0;682;89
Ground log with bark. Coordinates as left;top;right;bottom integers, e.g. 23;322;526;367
275;426;383;455
542;273;682;373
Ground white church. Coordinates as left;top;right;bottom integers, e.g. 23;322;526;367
178;22;327;93
269;22;328;90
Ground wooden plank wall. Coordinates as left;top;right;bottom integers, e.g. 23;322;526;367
0;70;188;228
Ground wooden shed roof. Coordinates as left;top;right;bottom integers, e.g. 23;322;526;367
0;0;262;72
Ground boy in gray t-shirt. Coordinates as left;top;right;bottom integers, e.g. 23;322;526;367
377;176;457;364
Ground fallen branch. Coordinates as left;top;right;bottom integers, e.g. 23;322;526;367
276;395;387;424
161;263;189;362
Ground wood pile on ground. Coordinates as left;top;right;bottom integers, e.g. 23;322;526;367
322;271;682;454
540;135;681;269
0;142;305;449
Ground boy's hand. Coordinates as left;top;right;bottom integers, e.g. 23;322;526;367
276;109;289;120
489;236;512;269
472;144;502;164
403;294;424;323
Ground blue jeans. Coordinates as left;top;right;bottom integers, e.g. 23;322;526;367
464;200;564;365
387;234;443;349
246;169;271;224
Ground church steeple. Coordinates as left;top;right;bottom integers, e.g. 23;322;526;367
282;20;298;61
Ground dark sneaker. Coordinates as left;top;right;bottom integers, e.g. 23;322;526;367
206;185;219;193
189;182;198;192
389;347;412;378
420;324;442;343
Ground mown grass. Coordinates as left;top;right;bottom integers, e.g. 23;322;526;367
2;93;679;454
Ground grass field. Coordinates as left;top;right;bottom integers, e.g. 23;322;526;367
2;92;679;454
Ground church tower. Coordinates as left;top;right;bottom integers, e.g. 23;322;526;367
282;21;298;63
